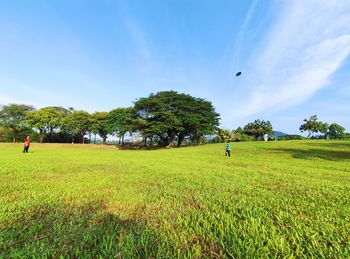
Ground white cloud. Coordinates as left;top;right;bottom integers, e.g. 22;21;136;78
233;0;350;118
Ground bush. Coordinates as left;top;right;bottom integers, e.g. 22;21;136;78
278;135;305;140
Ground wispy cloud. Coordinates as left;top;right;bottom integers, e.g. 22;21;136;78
124;20;152;62
233;0;350;118
230;0;260;72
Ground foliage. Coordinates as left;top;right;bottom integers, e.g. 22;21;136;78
232;132;255;142
1;141;349;257
26;107;69;143
328;123;345;139
217;128;234;141
299;115;328;138
216;128;254;142
243;119;273;140
62;110;91;144
278;134;305;140
343;133;350;139
108;108;133;145
133;91;220;147
235;127;244;135
90;112;113;144
0;104;34;142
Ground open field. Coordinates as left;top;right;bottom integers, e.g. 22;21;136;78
0;140;349;257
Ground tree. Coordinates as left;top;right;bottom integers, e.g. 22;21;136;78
217;128;234;142
26;106;69;143
109;107;133;145
319;122;329;136
90;112;113;144
60;109;77;143
235;127;244;134
328;123;345;139
299;115;328;138
176;96;220;145
132;91;220;147
243;119;273;140
61;110;90;144
0;104;34;142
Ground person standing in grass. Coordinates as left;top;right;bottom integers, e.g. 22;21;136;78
225;140;231;157
23;135;30;153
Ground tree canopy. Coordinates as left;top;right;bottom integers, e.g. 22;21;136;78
26;106;69;143
0;104;34;142
90;112;113;144
109;107;133;145
299;115;328;138
132;91;220;147
328;123;345;139
62;110;91;144
243;119;273;140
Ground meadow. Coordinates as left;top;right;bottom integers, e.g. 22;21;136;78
0;140;349;258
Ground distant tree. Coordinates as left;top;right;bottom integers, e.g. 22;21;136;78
243;119;273;140
90;112;113;144
343;133;350;139
319;122;329;137
109;107;133;145
132;91;219;147
0;104;34;142
328;123;345;139
0;126;9;142
217;128;234;141
26;106;69;143
279;135;305;140
60;110;77;143
61;110;90;144
235;127;244;134
299;115;328;138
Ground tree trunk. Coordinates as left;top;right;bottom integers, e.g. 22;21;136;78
122;135;124;145
13;137;15;143
102;136;107;145
40;134;44;143
159;135;167;146
177;134;184;146
144;137;147;146
166;134;175;148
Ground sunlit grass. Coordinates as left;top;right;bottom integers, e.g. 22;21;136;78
0;140;349;257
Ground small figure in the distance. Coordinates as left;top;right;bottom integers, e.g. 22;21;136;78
225;140;231;157
23;135;30;153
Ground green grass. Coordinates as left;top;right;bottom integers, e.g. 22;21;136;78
0;140;349;258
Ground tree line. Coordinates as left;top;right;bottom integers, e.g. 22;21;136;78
299;115;348;139
1;92;347;145
0;91;220;147
215;115;348;143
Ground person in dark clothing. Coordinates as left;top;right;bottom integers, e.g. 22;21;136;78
23;136;30;153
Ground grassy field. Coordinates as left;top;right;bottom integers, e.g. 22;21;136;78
0;140;349;258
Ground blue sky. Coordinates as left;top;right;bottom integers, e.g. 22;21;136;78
1;0;350;134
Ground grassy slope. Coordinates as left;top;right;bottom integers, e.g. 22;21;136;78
0;141;349;257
